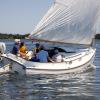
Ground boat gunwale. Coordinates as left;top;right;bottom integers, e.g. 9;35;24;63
2;53;94;71
1;48;95;71
1;48;95;64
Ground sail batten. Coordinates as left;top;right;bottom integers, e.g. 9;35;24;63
30;0;100;45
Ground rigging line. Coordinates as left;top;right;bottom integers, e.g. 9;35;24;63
33;10;81;36
33;10;95;36
55;0;75;7
37;13;81;33
44;0;78;23
33;0;77;33
37;8;95;34
33;5;62;32
33;7;72;34
32;12;62;35
38;0;97;29
34;4;57;29
36;9;82;33
31;0;99;36
33;9;66;34
33;0;76;31
49;8;83;28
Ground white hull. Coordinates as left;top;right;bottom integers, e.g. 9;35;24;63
1;47;96;75
0;64;10;74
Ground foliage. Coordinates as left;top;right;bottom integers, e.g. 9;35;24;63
0;33;30;39
0;33;100;39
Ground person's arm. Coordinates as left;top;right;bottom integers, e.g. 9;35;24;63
48;56;54;62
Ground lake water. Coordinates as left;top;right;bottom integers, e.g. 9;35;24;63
0;39;100;100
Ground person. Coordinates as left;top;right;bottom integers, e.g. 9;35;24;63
36;45;52;62
19;42;27;58
26;43;40;61
52;49;63;62
33;43;40;55
26;50;34;60
11;39;20;55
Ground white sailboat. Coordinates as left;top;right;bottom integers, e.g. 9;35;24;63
0;0;100;75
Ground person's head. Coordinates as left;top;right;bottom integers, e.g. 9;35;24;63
40;45;44;50
14;39;20;45
54;49;59;54
35;43;40;48
20;42;24;48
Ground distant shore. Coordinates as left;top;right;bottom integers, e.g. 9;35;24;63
0;33;100;39
0;33;29;39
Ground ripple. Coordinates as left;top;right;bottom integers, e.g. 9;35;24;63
0;40;100;100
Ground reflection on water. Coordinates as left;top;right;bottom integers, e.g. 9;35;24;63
0;70;100;100
0;39;100;100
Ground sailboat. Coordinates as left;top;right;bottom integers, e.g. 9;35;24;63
0;0;100;75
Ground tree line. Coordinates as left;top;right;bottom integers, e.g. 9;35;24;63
0;33;100;39
0;33;29;39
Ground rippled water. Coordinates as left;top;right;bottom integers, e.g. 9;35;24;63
0;39;100;100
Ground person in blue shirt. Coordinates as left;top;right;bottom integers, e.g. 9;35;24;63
11;39;20;55
37;45;53;62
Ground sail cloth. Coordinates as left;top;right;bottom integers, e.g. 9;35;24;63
30;0;100;45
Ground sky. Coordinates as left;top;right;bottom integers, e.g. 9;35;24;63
0;0;100;34
0;0;53;34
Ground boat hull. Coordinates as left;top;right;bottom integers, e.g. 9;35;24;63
1;48;96;75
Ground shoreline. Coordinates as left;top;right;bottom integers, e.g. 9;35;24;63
0;33;100;39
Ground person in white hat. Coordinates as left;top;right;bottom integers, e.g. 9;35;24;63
52;49;63;62
11;39;20;55
14;39;20;43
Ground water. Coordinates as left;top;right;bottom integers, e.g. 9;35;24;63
0;39;100;100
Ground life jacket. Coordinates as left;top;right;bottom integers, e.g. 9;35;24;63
19;45;27;54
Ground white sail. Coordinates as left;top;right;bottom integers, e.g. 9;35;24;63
30;0;100;45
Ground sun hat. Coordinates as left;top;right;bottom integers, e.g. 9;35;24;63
14;39;20;43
